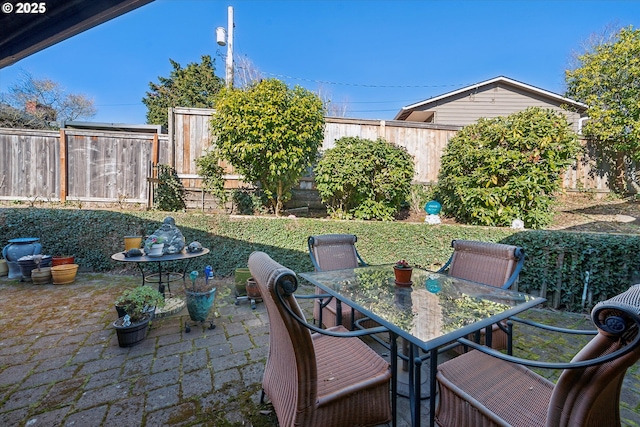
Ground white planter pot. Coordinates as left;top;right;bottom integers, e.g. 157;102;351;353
147;243;164;257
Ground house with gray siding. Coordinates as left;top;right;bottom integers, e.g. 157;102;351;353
394;76;588;133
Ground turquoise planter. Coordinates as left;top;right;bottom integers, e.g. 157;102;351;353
186;288;217;322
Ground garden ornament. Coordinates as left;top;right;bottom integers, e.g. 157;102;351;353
187;241;203;253
144;216;186;254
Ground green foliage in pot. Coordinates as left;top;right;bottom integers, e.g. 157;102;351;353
115;286;166;323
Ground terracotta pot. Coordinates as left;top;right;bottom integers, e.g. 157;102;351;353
51;263;79;285
52;256;75;267
246;277;262;299
124;236;143;251
31;267;52;285
393;266;413;285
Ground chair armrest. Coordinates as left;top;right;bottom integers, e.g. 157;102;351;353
295;293;332;300
508;315;597;336
457;331;640;369
279;287;389;338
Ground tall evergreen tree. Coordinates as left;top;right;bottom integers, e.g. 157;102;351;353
142;55;224;129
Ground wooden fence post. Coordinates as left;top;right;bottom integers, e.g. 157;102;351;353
59;128;67;203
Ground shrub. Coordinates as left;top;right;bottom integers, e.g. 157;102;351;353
502;230;640;312
1;208;637;314
207;78;325;215
314;137;415;221
433;107;582;229
155;164;186;212
115;286;165;322
195;155;227;208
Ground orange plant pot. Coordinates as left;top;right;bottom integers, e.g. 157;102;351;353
51;263;79;285
52;255;75;266
393;266;413;285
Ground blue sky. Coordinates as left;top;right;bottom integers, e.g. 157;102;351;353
1;0;639;124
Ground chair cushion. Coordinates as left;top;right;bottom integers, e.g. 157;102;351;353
436;350;554;427
313;326;391;405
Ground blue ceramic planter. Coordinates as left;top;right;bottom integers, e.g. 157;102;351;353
2;238;42;279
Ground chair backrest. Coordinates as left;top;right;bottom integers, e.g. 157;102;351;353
248;251;317;427
547;284;640;426
308;234;366;272
444;240;524;289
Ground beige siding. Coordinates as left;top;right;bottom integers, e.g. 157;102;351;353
416;82;583;132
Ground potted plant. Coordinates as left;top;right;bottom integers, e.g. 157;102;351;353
144;235;166;257
113;286;165;347
184;269;217;332
393;259;413;285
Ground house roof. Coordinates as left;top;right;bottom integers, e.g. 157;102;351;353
394;76;588;121
0;0;154;69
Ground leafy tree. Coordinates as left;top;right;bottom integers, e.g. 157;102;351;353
142;55;224;129
565;26;640;193
433;107;581;229
201;78;325;215
314;137;415;221
1;70;96;125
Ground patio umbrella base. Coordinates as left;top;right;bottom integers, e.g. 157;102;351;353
395;360;430;399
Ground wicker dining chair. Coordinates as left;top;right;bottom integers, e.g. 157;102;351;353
307;234;369;329
435;284;640;427
439;239;525;350
248;251;392;427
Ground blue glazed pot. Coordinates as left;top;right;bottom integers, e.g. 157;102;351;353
2;238;42;279
186;288;217;322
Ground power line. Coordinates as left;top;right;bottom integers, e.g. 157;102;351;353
264;71;469;89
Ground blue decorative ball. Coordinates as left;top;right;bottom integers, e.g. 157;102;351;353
424;200;442;215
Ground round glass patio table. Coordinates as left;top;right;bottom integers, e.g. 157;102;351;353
111;248;210;317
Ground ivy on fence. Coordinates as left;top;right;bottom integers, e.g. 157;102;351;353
503;231;640;312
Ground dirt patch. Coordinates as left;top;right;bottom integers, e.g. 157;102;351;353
396;193;640;234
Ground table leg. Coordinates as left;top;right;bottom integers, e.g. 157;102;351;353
157;261;165;298
335;299;343;326
134;263;147;286
429;348;437;427
411;343;422;427
390;332;398;427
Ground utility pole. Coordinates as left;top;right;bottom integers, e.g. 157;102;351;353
216;6;234;88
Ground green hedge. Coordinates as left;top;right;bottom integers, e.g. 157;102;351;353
503;230;640;311
1;208;638;313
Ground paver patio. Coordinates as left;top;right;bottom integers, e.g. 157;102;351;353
0;273;639;426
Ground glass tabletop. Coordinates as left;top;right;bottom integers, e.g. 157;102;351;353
300;264;545;350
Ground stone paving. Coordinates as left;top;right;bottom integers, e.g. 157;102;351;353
0;273;639;427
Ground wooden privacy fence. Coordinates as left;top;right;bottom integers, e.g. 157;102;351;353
0;109;616;208
168;108;611;192
168;108;462;186
0;128;169;204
